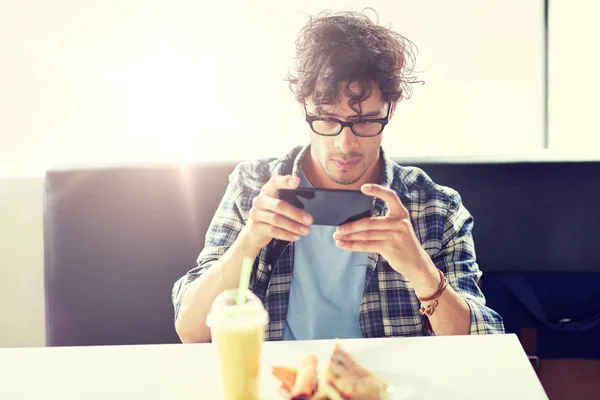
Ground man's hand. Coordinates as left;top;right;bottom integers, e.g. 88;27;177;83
240;175;313;253
333;184;471;335
333;183;432;280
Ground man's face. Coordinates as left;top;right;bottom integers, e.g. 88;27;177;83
307;82;390;186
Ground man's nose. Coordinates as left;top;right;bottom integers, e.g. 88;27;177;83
334;126;358;152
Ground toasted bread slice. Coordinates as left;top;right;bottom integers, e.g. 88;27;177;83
312;342;389;400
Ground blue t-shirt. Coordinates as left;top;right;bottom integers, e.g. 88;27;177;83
282;169;368;340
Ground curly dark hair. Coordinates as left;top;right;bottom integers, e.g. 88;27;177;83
287;9;420;115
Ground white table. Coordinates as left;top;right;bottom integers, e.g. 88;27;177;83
0;334;547;399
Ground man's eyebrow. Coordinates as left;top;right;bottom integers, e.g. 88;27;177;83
319;110;383;119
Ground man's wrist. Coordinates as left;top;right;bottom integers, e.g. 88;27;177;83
406;260;441;299
210;230;262;291
235;229;263;260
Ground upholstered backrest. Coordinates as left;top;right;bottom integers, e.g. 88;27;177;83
44;160;600;346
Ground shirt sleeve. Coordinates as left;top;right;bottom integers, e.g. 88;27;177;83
434;192;505;335
171;164;246;321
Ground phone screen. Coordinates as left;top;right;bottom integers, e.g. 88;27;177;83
279;187;374;226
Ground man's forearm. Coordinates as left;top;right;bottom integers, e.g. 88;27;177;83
408;263;471;336
422;286;471;335
175;230;261;343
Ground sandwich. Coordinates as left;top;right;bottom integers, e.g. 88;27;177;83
272;342;390;400
312;342;389;400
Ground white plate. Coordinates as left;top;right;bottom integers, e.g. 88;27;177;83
267;370;430;400
375;370;431;400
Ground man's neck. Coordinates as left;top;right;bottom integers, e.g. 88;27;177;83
301;152;382;190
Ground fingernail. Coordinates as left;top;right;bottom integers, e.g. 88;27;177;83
336;226;345;233
363;184;373;191
303;215;313;224
300;226;309;235
293;235;300;241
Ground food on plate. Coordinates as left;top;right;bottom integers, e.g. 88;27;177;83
272;366;297;393
272;342;389;400
290;354;318;398
314;342;389;400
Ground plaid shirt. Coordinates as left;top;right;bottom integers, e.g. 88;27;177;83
172;145;504;339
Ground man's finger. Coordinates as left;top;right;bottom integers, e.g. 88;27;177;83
262;175;300;197
254;195;313;225
250;209;310;236
336;217;398;235
253;221;301;242
333;230;390;241
361;184;407;217
335;239;381;253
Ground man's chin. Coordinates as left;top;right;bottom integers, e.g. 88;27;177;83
327;170;363;186
321;159;366;185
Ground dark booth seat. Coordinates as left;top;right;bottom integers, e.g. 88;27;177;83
43;159;600;347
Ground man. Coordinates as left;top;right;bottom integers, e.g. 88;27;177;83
172;10;504;343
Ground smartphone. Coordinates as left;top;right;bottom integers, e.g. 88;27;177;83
279;187;374;226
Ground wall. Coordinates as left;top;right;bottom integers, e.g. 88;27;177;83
549;1;600;148
0;0;544;175
0;178;45;347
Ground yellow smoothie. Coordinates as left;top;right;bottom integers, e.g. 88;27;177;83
213;323;264;400
207;289;268;400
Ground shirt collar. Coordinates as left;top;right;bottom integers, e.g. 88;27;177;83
379;147;396;190
291;145;310;178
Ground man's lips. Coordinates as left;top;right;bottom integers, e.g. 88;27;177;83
333;159;360;169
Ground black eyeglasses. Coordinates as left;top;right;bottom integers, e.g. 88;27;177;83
304;102;392;137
